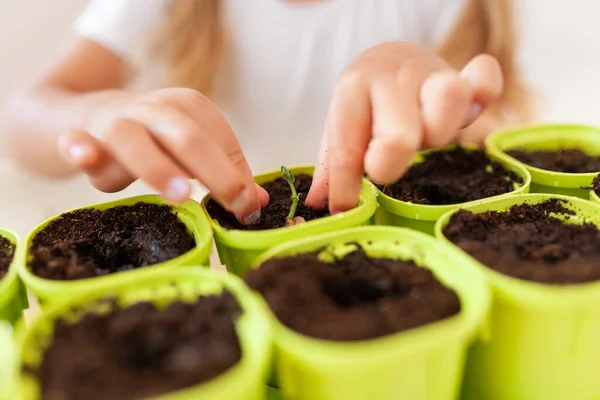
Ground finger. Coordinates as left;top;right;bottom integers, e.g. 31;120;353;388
222;146;269;209
458;111;503;145
326;73;372;213
103;119;192;203
124;104;262;224
58;130;136;192
253;184;269;208
420;71;472;147
152;89;269;208
305;125;330;210
364;74;422;185
57;130;103;171
89;163;137;193
460;54;503;126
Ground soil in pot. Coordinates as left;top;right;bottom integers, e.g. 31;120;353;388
206;174;330;230
29;291;242;400
0;236;15;280
377;147;521;205
506;148;600;173
245;246;460;341
443;199;600;284
29;203;195;281
582;173;600;195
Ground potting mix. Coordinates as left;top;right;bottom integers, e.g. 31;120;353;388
28;203;195;281
0;237;15;281
207;173;330;230
378;146;521;205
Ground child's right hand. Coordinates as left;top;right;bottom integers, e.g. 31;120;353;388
57;88;268;225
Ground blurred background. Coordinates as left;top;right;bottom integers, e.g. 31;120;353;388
0;0;599;237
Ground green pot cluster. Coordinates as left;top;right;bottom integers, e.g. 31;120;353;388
435;194;600;400
4;136;600;399
486;123;600;198
4;226;491;400
373;145;532;235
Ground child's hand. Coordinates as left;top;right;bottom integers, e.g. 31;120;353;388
306;41;503;213
57;88;268;225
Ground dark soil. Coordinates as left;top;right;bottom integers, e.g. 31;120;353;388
379;147;521;205
245;246;460;341
443;199;600;284
507;148;600;173
581;173;600;195
206;174;330;230
0;236;15;280
29;203;195;281
33;291;242;400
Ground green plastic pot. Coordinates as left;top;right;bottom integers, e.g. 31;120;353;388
0;321;18;400
250;226;490;400
17;195;213;304
0;228;27;326
486;124;600;198
373;145;531;235
202;165;378;277
14;267;273;400
435;193;600;400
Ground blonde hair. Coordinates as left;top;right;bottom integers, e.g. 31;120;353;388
150;0;531;122
150;0;224;94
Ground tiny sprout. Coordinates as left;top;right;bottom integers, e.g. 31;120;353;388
281;166;305;226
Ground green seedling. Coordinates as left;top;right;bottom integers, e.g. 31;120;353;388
281;166;306;226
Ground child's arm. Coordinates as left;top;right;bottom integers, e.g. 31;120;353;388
2;39;126;178
0;39;266;225
306;41;503;213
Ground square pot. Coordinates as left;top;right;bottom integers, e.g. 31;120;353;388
17;195;213;304
14;268;273;400
0;228;27;326
435;193;600;400
486;124;600;198
373;145;531;235
249;226;490;400
202;165;378;276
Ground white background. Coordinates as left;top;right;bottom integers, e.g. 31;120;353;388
0;0;599;236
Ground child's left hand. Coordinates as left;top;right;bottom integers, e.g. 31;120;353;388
306;41;503;213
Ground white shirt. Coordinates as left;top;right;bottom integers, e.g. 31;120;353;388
74;0;466;174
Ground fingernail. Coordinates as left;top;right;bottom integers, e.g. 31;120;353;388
166;177;190;200
68;145;87;161
467;103;482;123
242;210;261;225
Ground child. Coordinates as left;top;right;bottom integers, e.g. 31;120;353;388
1;0;529;225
